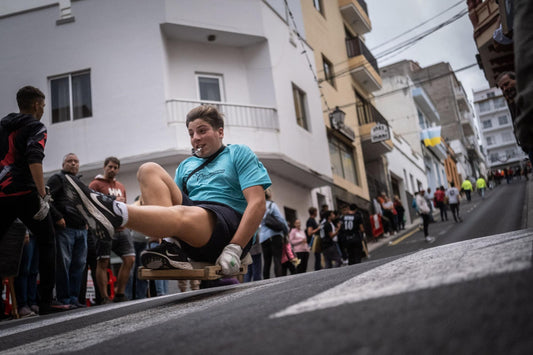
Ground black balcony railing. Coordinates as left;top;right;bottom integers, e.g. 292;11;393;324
356;101;388;126
357;0;368;16
346;37;379;73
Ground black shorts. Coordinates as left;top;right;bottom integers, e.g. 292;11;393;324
180;194;251;263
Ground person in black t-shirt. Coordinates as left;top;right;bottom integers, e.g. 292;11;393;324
339;204;365;265
306;207;322;271
320;210;342;268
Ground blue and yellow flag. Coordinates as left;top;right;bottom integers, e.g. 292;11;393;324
420;126;441;147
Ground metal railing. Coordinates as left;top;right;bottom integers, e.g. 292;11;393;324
356;101;389;126
166;99;279;130
345;37;379;73
357;0;368;16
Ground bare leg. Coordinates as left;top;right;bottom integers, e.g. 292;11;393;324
115;255;134;295
125;163;216;248
96;259;110;300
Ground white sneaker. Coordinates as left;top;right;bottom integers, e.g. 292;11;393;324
425;236;435;243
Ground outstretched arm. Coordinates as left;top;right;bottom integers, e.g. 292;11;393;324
230;185;266;248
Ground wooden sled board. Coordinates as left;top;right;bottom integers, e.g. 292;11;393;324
137;263;248;281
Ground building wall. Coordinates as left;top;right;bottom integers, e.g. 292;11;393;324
0;0;334;217
300;0;371;205
375;75;421;155
0;1;171;171
386;133;426;224
474;87;527;169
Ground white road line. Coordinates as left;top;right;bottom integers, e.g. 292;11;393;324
1;282;284;354
271;231;533;318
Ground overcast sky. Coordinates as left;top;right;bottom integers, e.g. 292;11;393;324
364;0;489;102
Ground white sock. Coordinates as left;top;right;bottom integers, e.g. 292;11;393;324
113;201;129;227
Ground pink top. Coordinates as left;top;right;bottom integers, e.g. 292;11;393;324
281;242;296;264
289;228;310;253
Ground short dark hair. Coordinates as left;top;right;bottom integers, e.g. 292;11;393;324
186;105;224;129
308;207;317;215
496;71;516;85
17;86;45;111
349;203;358;211
320;210;331;220
104;156;120;168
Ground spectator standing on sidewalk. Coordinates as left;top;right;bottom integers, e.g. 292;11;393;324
89;157;135;303
289;219;310;273
320;210;342;268
243;233;262;282
13;221;39;317
306;207;322;271
415;190;434;243
338;204;365;265
393;195;406;230
47;153;88;309
260;188;289;279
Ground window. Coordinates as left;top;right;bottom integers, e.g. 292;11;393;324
313;0;324;15
292;83;309;130
417;108;427;129
493;97;506;109
498;115;509;125
322;55;335;87
50;71;92;124
487;92;495;98
489;153;499;162
486;136;494;145
478;101;491;113
502;132;513;142
329;135;358;185
482;119;492;129
197;74;224;102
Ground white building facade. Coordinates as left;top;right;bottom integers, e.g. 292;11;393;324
0;0;333;223
474;87;527;170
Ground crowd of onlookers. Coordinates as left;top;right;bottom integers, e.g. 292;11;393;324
2;183;371;321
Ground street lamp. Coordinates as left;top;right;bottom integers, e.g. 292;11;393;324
329;106;345;130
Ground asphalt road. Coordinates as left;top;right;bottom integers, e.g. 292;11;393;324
371;180;527;261
1;181;532;355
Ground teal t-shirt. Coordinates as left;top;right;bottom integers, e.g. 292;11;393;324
175;144;271;214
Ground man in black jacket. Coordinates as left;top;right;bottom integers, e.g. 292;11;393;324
48;153;88;309
0;86;56;314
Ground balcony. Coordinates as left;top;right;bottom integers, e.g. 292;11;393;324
455;86;468;110
469;0;514;86
461;112;475;137
166;99;278;130
346;37;382;92
356;102;393;161
339;0;371;35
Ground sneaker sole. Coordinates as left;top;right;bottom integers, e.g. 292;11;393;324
141;251;193;270
64;174;115;240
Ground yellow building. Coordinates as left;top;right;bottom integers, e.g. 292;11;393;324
300;0;393;212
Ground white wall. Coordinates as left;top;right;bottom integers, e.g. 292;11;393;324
0;1;175;171
375;76;422;155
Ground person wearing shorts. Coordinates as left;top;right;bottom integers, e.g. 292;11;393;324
64;105;271;279
95;230;135;302
90;157;135;303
